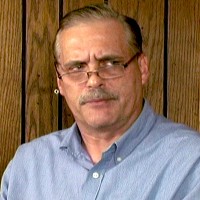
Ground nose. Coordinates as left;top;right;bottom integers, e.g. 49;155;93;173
86;71;104;88
86;70;99;78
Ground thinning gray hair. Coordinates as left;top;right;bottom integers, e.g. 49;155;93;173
53;4;143;62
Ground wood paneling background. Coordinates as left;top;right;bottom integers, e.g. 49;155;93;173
0;0;199;179
0;0;22;180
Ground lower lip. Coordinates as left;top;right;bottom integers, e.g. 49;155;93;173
85;99;111;106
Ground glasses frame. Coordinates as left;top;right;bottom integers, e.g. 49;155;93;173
54;52;140;81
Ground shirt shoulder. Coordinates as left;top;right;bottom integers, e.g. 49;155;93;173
145;114;200;157
13;127;73;162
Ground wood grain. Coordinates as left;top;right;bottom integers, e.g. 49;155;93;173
0;0;22;178
168;0;200;131
63;0;105;14
26;0;59;141
110;0;165;114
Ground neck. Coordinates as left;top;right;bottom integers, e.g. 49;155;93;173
80;129;123;164
76;99;144;163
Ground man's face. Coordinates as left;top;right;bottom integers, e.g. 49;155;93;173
57;19;149;132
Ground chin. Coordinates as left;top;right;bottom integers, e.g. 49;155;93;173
86;117;117;130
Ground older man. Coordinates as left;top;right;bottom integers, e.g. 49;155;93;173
1;4;200;200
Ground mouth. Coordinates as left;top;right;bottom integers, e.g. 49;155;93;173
81;97;115;105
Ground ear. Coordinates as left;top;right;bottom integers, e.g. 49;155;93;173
137;53;150;85
56;77;64;96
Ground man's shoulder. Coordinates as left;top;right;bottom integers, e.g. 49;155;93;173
14;127;73;160
156;115;200;137
141;101;200;147
150;115;200;152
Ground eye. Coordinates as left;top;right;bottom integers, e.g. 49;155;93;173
68;63;87;72
102;60;122;67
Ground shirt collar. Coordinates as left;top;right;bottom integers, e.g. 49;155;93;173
60;124;84;155
113;100;157;163
60;125;94;169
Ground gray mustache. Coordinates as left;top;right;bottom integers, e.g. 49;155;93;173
79;88;118;105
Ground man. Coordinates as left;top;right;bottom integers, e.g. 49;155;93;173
1;4;200;200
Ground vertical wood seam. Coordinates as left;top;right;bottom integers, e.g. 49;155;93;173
163;0;169;117
21;0;26;144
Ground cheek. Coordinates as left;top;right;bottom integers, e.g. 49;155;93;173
60;83;81;111
120;73;142;101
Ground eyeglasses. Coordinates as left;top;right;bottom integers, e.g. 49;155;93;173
55;53;139;84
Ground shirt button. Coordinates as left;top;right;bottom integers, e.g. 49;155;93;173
92;172;100;179
117;157;122;162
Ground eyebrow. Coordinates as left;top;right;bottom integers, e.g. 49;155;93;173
63;60;87;68
63;55;124;67
96;55;124;62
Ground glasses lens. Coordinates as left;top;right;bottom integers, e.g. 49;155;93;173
59;64;125;83
67;71;88;83
99;65;124;79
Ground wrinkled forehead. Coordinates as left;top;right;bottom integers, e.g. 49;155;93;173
54;18;134;63
58;20;131;59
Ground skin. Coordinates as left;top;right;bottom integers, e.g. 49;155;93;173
57;19;149;163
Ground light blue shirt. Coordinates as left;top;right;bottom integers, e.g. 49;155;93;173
1;101;200;200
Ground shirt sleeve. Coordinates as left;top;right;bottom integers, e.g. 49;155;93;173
183;184;200;200
0;161;13;200
173;157;200;200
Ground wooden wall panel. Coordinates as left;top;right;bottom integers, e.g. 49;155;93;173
168;0;200;131
0;0;22;178
26;1;59;141
63;0;105;13
109;0;165;114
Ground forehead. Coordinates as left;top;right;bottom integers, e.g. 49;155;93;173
58;19;131;59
